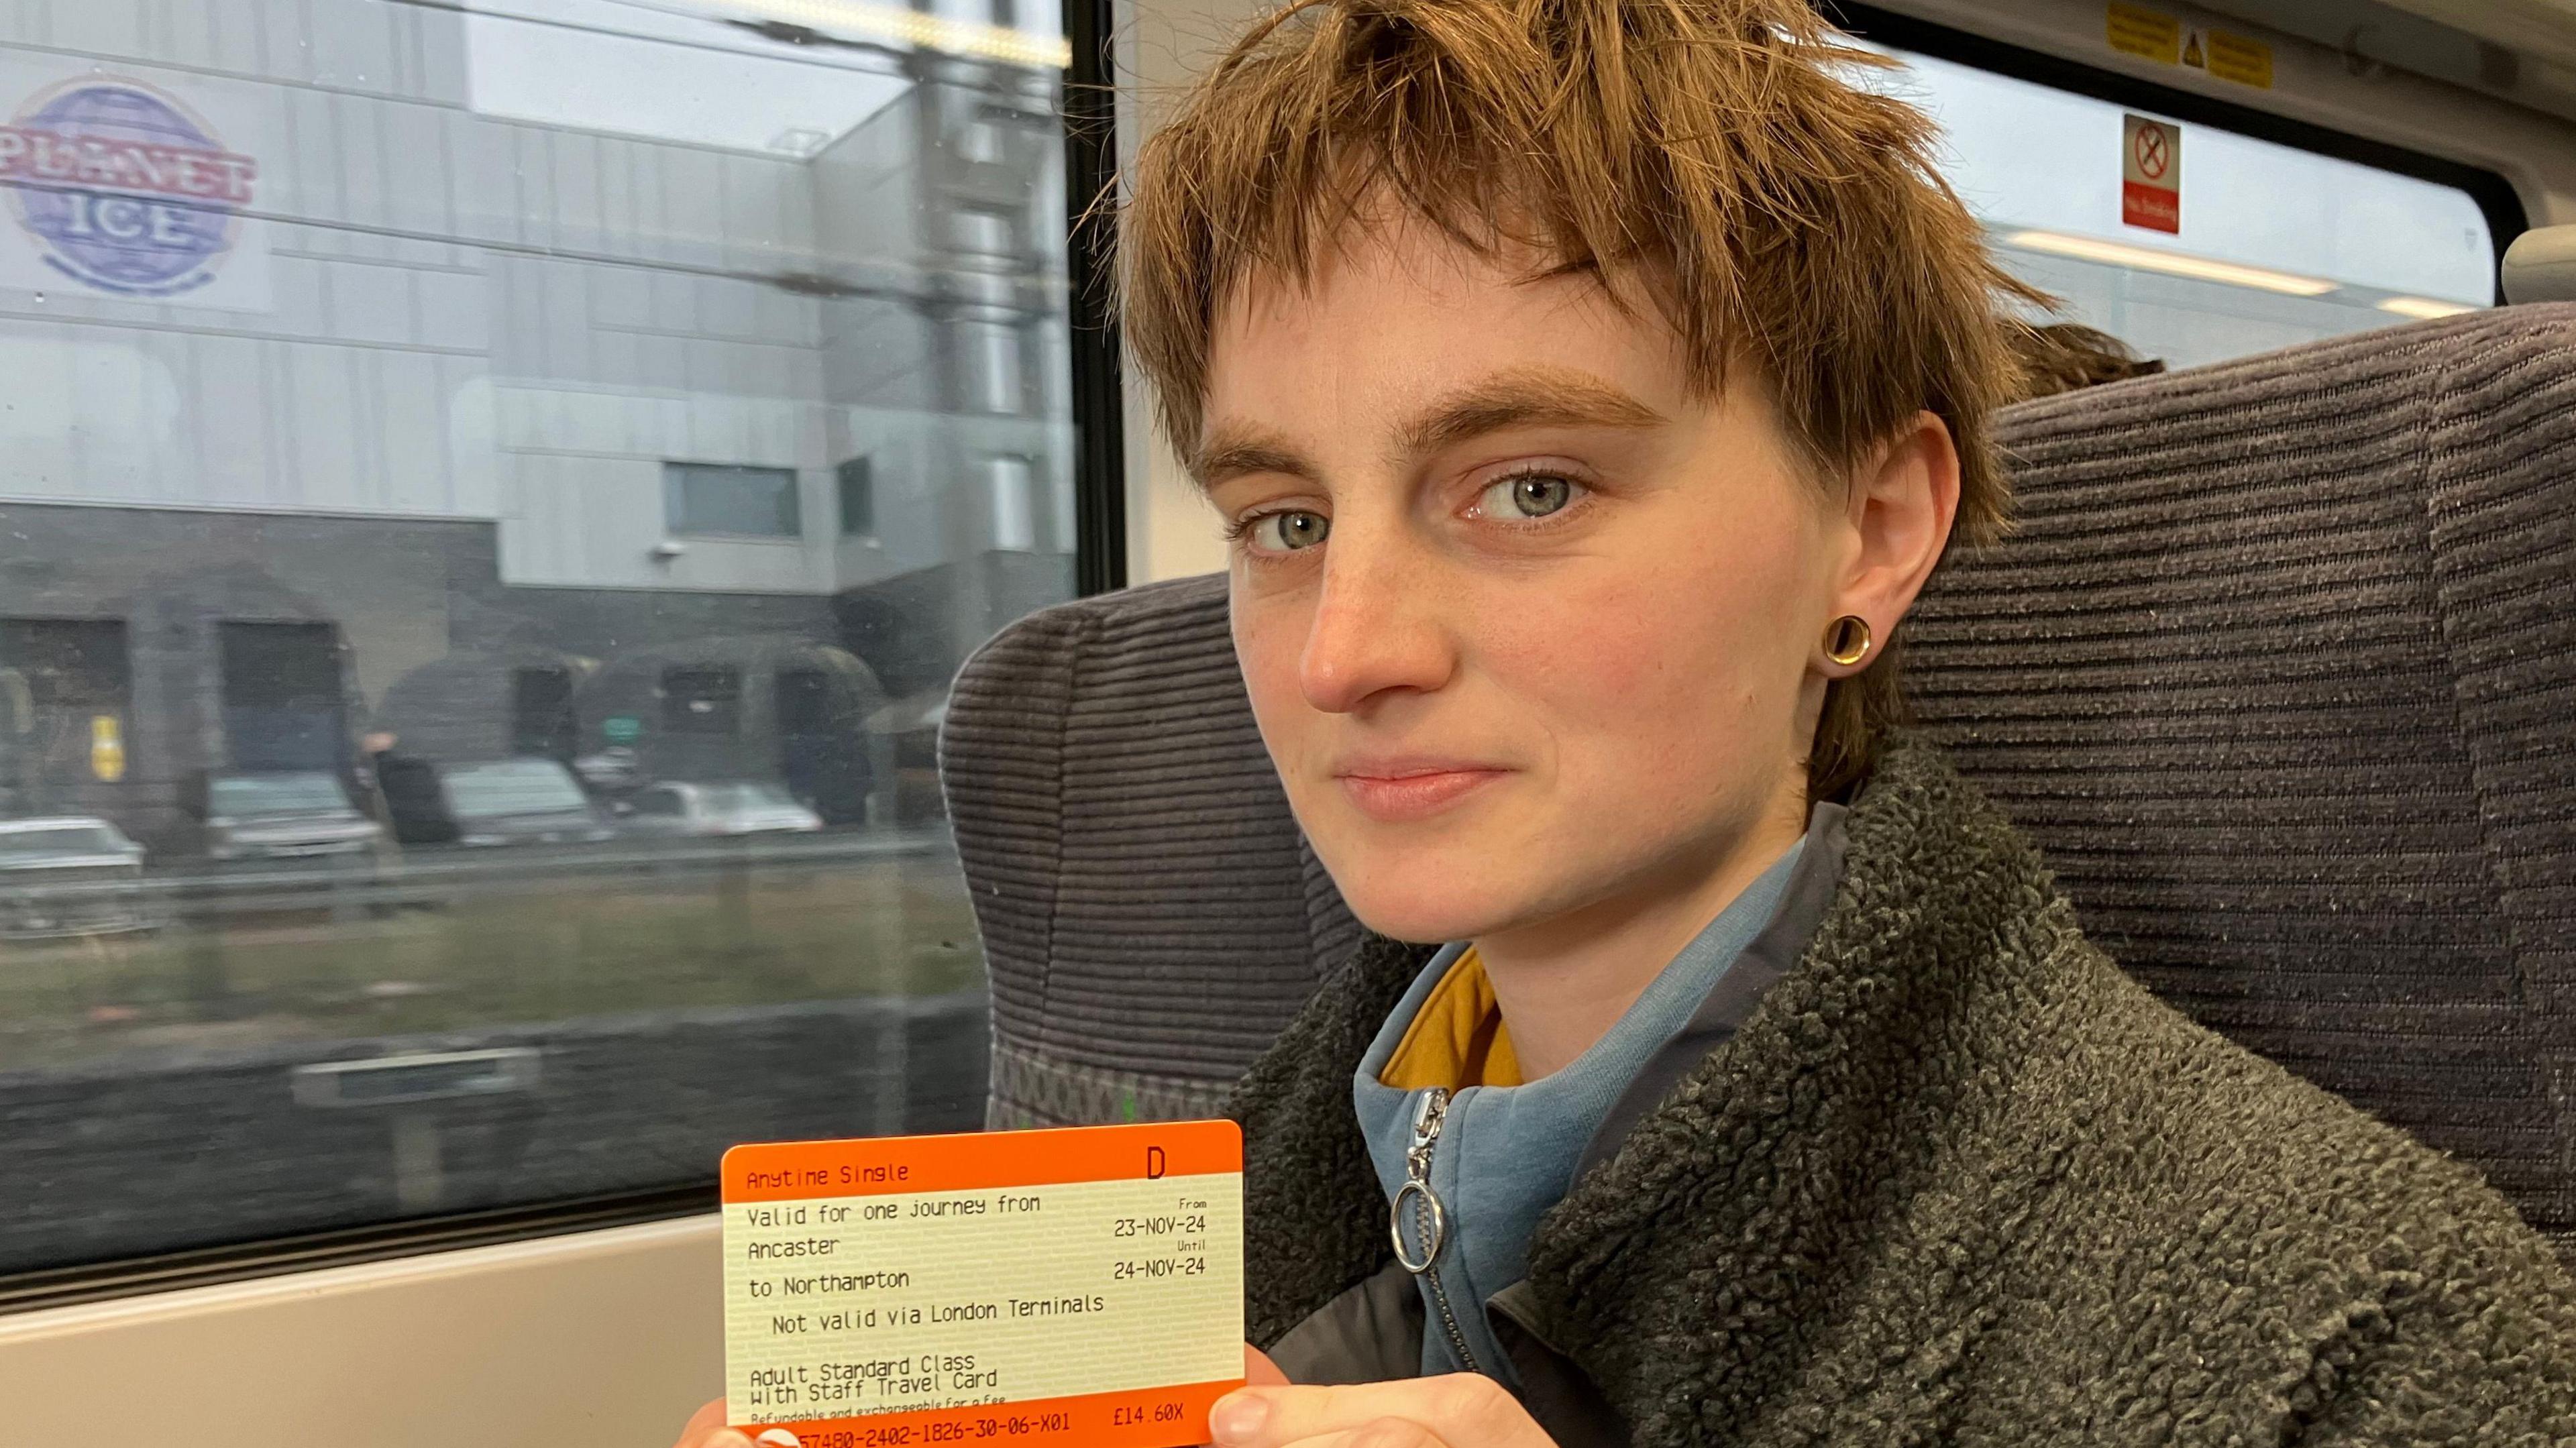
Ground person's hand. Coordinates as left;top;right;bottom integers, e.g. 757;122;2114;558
1243;1343;1290;1388
669;1397;750;1448
1208;1370;1559;1448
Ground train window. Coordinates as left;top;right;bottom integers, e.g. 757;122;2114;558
1846;26;2510;369
0;0;1089;1286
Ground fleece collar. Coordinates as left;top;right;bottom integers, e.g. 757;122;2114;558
1226;736;2572;1446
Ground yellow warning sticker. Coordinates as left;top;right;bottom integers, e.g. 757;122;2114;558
2208;29;2274;88
2108;5;2273;89
2107;2;2182;66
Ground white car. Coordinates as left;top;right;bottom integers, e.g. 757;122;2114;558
0;816;151;938
619;781;823;838
205;771;383;861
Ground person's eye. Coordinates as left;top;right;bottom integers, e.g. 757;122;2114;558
1232;509;1330;553
1474;471;1583;521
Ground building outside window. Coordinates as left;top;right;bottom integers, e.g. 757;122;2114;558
837;456;876;537
664;463;804;539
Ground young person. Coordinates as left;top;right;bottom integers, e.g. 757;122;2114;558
681;1;2576;1445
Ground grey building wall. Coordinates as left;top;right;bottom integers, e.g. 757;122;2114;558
0;0;1075;590
0;0;1080;844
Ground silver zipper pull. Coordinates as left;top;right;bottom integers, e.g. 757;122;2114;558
1391;1087;1450;1274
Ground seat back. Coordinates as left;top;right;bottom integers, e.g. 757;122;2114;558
2504;224;2576;304
941;575;1358;1127
940;305;2576;1249
1907;302;2576;1248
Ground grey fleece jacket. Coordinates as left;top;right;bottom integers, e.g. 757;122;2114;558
1225;736;2576;1446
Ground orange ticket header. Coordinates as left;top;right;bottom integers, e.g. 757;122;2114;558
722;1120;1242;1203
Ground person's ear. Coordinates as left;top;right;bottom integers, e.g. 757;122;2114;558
1817;411;1961;678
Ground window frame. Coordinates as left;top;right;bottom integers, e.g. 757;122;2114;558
1064;0;1127;596
1825;2;2529;301
0;0;1130;1314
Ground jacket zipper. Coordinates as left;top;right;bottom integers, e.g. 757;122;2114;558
1390;1087;1482;1374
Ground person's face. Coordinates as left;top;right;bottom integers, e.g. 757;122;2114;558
1199;212;1939;946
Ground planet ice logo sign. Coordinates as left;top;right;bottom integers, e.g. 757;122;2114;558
0;78;257;298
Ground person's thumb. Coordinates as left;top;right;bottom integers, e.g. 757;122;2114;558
672;1396;754;1448
1243;1343;1289;1387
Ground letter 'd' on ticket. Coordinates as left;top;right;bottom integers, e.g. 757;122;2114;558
722;1120;1244;1448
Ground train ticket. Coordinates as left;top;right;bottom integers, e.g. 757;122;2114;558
721;1120;1244;1448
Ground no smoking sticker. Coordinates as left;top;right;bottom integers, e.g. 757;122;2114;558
2122;113;2180;233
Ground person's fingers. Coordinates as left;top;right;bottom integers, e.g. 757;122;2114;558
672;1395;752;1448
1244;1343;1291;1386
1208;1375;1545;1448
1273;1426;1444;1448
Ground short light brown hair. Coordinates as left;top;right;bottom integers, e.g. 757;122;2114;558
1118;0;2042;801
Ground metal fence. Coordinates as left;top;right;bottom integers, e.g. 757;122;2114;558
0;829;952;937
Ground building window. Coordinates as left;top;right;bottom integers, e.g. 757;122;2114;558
0;618;132;811
510;667;576;759
663;463;802;539
218;622;345;774
837;457;875;537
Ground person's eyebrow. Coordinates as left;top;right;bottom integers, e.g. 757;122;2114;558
1188;368;1664;492
1189;428;1318;494
1396;368;1666;457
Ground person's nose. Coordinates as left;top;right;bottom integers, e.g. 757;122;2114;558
1296;514;1456;716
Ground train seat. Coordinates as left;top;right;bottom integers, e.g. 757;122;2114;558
940;303;2576;1254
941;576;1361;1127
2505;224;2576;303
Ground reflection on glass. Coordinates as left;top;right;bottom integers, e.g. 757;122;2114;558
0;0;1077;1275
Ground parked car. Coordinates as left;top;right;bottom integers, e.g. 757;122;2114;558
378;757;616;848
0;816;151;938
616;781;824;838
204;771;384;862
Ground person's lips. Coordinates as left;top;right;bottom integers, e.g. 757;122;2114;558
1332;757;1509;822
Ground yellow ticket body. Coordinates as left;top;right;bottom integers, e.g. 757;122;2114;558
721;1120;1244;1448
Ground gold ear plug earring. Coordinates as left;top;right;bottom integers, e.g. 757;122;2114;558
1824;614;1873;667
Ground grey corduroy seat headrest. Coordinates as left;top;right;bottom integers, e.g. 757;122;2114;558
940;302;2576;1253
1907;301;2576;1253
941;574;1359;1127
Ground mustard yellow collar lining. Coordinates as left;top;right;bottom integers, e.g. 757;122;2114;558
1376;946;1523;1090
